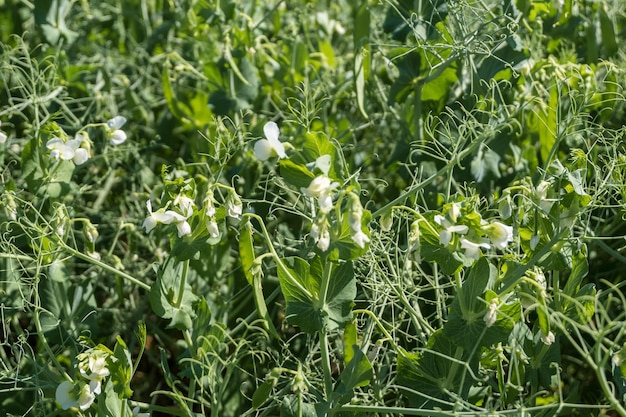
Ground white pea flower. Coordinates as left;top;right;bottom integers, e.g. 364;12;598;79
207;220;220;238
352;230;370;249
107;115;127;145
310;221;331;251
483;300;498;327
486;221;514;250
305;176;339;212
174;195;195;218
460;238;491;260
541;330;555;345
535;180;554;212
46;135;90;165
306;154;332;175
317;229;331;252
142;200;192;237
85;223;99;243
79;350;110;395
0;121;7;144
205;192;216;217
448;203;461;223
56;380;95;411
226;194;243;219
254;121;286;161
434;215;468;246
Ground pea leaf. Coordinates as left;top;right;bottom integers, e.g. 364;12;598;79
278;257;356;334
149;258;198;330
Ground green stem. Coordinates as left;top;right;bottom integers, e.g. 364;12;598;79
244;213;314;299
319;329;334;401
353;309;401;353
319;260;334;400
174;259;189;308
57;240;150;291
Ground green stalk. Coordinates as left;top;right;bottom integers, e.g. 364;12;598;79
57;240;150;291
319;260;334;400
174;259;189;308
245;213;314;299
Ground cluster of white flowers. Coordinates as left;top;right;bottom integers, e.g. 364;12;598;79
46;133;91;165
143;187;244;240
348;193;370;249
55;348;110;411
143;196;194;238
305;175;338;213
44;115;129;166
305;175;339;251
434;203;514;260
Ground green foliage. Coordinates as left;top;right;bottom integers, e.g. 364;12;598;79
2;0;626;415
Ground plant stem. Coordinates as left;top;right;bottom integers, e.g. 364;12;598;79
58;240;150;291
319;260;335;400
174;259;189;308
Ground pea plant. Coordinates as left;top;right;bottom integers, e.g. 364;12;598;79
1;0;626;416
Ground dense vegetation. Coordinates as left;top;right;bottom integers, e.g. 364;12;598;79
1;0;626;416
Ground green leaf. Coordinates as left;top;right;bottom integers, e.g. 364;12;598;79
239;217;256;285
252;380;275;409
149;258;198;330
397;330;476;408
598;7;618;57
278;257;356;334
419;221;463;275
279;159;315;190
563;245;588;299
388;48;421;105
564;283;596;325
111;336;133;399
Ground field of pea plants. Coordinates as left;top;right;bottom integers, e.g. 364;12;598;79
1;0;626;416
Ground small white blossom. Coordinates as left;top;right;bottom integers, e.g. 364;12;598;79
434;215;468;246
226;194;243;219
174;195;195;218
78;349;110;395
55;380;95;411
254;121;286;160
107;116;127;145
317;229;331;251
486;222;514;250
306;154;332;175
541;330;555;345
483;300;498;327
460;238;491;260
305;176;339;212
207;220;220;238
142;200;191;237
448;203;461;223
46;135;90;165
352;230;370;249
